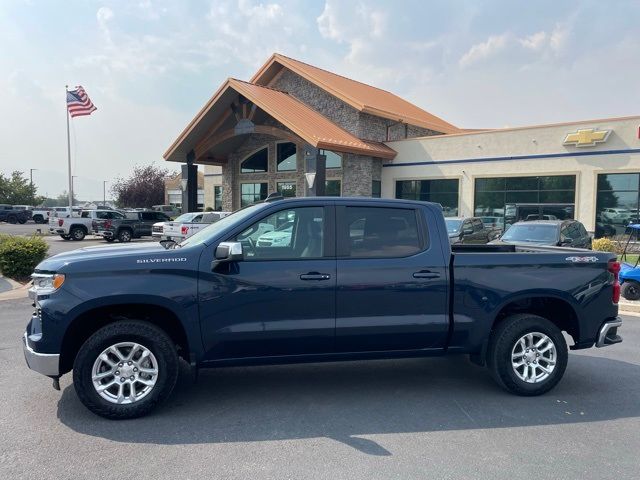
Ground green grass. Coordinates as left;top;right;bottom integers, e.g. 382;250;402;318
619;253;640;265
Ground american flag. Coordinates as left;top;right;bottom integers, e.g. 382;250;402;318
66;86;97;118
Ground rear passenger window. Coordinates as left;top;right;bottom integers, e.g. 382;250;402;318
472;218;483;231
344;207;422;258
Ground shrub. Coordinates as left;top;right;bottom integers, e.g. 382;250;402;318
205;207;214;212
592;237;616;253
0;235;48;282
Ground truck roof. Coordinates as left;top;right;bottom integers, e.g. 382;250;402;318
262;196;441;208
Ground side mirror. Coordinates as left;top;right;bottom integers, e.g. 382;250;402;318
213;241;243;266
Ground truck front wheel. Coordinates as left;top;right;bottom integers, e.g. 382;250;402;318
73;321;179;419
487;314;568;396
621;281;640;301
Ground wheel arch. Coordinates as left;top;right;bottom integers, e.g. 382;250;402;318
60;301;192;375
491;293;580;344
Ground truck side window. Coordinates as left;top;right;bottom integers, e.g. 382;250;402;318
472;218;484;231
235;207;324;260
344;207;421;258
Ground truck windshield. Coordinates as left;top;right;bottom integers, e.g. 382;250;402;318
501;224;558;243
445;219;463;234
173;213;200;223
178;203;267;248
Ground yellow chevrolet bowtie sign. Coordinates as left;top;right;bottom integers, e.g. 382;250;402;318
563;128;611;147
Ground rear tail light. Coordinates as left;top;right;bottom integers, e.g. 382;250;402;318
58;219;63;227
104;220;112;229
609;260;621;304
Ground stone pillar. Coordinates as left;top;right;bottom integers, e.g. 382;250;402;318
342;154;374;197
221;159;235;212
181;151;198;214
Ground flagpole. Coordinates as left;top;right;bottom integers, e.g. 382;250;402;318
65;85;73;208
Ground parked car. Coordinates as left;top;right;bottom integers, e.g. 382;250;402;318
13;205;34;222
93;210;170;242
49;209;124;241
24;197;622;419
152;204;180;219
0;204;31;224
162;211;232;242
445;217;492;244
256;221;294;247
601;208;632;225
524;214;558;221
495;220;592;249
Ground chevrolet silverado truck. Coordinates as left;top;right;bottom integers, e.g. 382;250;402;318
93;210;170;242
49;209;125;241
23;197;623;419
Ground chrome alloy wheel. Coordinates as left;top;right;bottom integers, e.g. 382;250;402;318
91;342;159;404
511;332;557;383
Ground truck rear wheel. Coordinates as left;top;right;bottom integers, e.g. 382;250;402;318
7;215;17;224
118;229;132;243
487;314;567;396
73;321;179;419
33;215;44;224
70;226;86;241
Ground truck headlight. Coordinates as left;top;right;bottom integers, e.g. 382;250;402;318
31;273;65;295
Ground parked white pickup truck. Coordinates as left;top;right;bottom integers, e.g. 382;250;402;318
157;211;232;242
49;209;124;241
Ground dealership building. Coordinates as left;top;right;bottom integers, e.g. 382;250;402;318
164;53;640;237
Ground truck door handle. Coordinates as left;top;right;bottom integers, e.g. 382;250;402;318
300;272;331;281
413;270;440;279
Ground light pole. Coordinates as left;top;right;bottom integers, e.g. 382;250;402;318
30;169;37;203
71;176;78;205
103;180;108;206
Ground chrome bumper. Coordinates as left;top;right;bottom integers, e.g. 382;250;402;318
23;333;60;377
596;317;623;348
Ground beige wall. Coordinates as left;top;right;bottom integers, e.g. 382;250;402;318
203;165;223;209
383;116;640;232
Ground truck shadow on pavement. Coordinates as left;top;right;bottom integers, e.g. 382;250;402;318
57;354;640;456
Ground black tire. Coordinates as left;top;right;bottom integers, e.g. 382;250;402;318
118;229;132;243
621;281;640;301
487;313;568;396
60;234;71;241
7;215;17;224
105;237;115;243
73;321;179;419
18;217;27;224
33;215;44;224
70;226;86;241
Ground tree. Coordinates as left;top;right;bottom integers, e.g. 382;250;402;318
111;164;168;208
0;171;43;205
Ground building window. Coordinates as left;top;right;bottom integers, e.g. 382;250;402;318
214;186;223;211
372;180;381;198
277;142;297;171
277;181;296;198
325;180;341;196
595;173;640;238
241;147;268;173
241;183;268;207
474;175;576;225
396;179;459;217
320;150;342;169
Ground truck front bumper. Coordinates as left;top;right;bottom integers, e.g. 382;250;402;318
23;332;60;377
596;317;623;348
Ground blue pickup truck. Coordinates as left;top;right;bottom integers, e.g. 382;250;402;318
23;197;623;419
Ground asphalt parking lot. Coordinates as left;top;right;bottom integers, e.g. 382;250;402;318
0;298;638;480
0;222;153;257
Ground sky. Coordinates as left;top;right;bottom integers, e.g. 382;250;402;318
1;0;639;201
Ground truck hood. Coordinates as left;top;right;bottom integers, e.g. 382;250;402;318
35;242;170;272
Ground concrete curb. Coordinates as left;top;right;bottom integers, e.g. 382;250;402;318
0;281;29;301
619;301;640;315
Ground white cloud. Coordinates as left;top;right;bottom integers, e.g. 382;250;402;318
459;33;510;67
520;31;547;50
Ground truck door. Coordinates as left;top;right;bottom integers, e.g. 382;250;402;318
335;204;449;352
198;205;336;359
